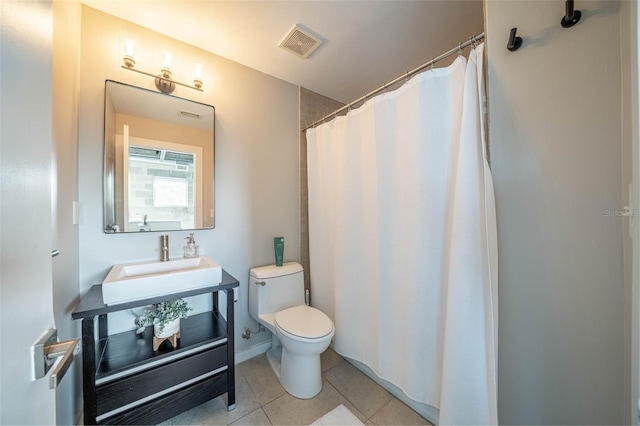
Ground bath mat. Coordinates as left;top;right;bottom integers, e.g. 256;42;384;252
310;404;364;425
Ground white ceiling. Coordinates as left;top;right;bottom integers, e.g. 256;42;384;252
82;0;484;104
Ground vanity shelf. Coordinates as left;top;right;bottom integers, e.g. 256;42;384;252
72;269;239;425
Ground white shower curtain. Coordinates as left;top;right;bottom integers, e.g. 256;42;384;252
306;44;497;425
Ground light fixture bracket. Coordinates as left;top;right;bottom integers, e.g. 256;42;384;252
155;75;176;94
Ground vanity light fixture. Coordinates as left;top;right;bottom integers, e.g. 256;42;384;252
121;39;204;93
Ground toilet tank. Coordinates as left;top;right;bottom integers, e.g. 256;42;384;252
249;262;305;320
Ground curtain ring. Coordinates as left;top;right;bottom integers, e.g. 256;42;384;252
471;35;477;49
430;57;435;71
458;42;463;56
405;71;410;84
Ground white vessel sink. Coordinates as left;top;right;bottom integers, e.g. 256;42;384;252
102;256;222;305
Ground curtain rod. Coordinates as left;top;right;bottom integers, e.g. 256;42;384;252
303;32;485;132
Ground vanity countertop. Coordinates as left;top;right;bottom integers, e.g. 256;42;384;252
72;269;239;319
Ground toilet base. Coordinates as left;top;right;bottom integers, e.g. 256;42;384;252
280;346;322;399
265;333;323;399
266;342;282;380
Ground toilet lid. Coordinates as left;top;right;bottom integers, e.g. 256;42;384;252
275;305;334;339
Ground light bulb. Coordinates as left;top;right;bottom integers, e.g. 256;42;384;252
123;38;135;68
162;51;172;70
193;63;203;89
194;63;203;80
160;51;173;79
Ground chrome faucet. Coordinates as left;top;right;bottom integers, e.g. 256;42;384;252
160;235;169;262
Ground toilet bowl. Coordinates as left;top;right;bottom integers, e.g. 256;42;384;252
275;305;334;398
249;262;334;399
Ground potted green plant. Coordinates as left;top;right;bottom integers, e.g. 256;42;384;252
141;299;192;338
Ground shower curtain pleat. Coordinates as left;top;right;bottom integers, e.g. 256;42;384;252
438;44;498;425
307;44;497;425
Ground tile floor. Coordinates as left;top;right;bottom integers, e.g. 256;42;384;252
166;348;432;425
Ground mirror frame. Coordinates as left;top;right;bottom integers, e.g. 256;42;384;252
103;80;215;233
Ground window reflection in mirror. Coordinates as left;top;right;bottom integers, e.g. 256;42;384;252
104;80;214;233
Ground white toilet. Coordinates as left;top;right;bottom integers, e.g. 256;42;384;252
249;262;334;399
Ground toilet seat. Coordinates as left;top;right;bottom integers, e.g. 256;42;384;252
275;305;334;341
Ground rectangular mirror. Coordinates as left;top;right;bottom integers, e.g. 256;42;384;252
104;80;215;233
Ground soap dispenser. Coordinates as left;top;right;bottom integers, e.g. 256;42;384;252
184;233;199;258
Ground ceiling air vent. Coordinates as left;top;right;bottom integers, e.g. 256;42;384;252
279;25;323;59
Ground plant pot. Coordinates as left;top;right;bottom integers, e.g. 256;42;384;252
154;318;180;338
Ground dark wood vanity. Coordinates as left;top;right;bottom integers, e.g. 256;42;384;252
72;270;239;425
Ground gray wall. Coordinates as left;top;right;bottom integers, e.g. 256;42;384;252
78;6;300;356
486;0;627;423
619;2;637;421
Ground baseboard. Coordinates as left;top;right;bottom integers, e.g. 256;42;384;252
235;340;271;364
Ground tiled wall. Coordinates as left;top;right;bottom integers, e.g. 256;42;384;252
128;161;194;229
299;87;345;299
